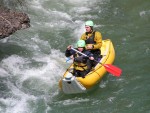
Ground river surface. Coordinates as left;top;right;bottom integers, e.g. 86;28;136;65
0;0;150;113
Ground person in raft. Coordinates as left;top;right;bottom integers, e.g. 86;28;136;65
80;20;102;66
65;40;94;78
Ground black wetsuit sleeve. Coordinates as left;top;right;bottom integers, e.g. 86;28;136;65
85;51;94;57
65;49;75;57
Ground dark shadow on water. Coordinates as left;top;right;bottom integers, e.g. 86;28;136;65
0;42;32;60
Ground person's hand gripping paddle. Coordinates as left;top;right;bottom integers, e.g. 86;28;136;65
71;48;122;77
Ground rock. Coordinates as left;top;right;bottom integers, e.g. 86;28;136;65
0;7;30;39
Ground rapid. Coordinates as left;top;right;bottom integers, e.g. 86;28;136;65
0;0;150;113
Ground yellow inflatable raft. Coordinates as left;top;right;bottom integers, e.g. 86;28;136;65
59;39;115;94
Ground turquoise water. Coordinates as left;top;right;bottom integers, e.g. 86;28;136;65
0;0;150;113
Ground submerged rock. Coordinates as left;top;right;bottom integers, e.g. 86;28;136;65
0;7;30;39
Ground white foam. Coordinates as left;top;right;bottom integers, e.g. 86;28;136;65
0;81;37;113
55;98;89;106
0;49;66;112
139;10;150;17
71;7;91;14
0;0;106;112
0;68;9;77
1;55;27;75
0;37;10;43
1;47;65;86
64;0;91;5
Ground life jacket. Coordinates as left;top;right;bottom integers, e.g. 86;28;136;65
85;31;96;44
85;31;101;55
73;52;88;71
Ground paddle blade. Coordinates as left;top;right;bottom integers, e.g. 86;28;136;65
103;64;122;77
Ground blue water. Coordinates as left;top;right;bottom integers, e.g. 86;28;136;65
0;0;150;113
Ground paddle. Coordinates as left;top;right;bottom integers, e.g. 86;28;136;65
71;48;122;77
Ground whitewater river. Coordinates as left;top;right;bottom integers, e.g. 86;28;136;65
0;0;150;113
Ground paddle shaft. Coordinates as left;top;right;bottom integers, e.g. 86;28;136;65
71;48;122;77
71;48;98;63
